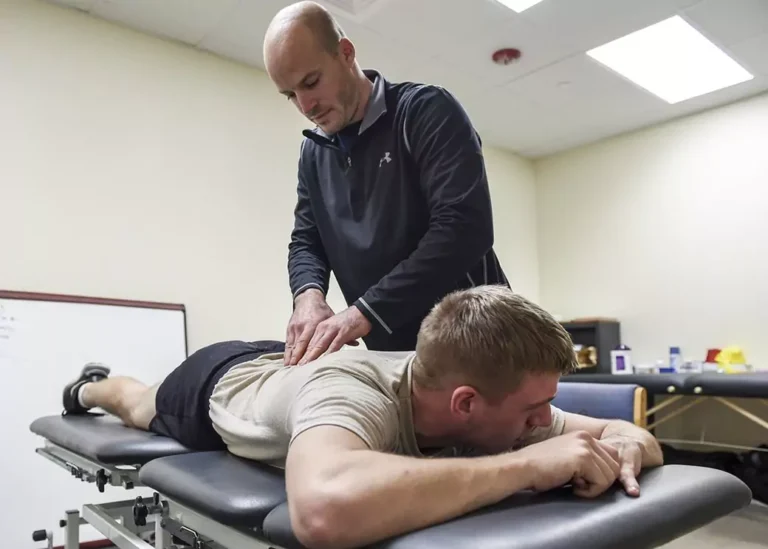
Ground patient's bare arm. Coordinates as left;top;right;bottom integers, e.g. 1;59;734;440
285;426;621;549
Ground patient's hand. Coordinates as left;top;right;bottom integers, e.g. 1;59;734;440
598;434;643;497
285;289;335;365
518;430;621;499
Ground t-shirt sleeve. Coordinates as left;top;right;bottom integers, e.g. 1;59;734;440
518;405;567;446
288;369;400;452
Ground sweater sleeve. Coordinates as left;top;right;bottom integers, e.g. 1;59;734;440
287;141;331;301
353;85;495;336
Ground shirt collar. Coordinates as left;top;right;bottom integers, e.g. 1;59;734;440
307;69;388;141
358;69;387;134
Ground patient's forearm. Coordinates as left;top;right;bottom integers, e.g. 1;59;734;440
601;420;664;466
296;449;529;549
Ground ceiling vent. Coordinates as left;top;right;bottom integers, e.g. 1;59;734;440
320;0;392;23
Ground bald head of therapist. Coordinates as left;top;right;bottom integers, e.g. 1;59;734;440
263;1;373;136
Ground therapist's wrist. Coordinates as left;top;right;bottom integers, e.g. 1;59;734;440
294;288;325;307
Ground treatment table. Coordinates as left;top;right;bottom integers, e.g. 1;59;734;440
29;382;753;549
560;372;768;436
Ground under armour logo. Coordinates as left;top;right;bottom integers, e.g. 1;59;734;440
379;152;392;167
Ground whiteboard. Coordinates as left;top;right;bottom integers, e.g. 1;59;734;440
0;291;187;549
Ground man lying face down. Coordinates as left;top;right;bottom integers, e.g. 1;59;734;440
62;285;663;549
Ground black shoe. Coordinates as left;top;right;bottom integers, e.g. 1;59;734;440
62;362;111;414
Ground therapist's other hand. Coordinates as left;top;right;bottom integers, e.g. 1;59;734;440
598;434;644;497
296;306;372;366
285;289;334;366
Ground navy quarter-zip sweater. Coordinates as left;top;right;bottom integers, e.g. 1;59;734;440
288;70;510;351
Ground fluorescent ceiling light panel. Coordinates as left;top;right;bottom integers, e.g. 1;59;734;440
587;15;753;104
495;0;544;13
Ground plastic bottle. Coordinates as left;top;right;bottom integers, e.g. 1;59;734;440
669;346;683;372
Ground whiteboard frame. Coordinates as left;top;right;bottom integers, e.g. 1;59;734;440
0;289;188;358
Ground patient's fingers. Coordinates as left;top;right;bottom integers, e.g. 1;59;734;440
598;441;620;463
618;446;642;497
572;477;587;491
572;438;621;499
620;463;640;497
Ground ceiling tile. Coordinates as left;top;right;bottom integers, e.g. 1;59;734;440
197;0;290;69
662;74;768;117
684;0;768;46
428;13;578;87
504;53;665;116
521;0;700;53
360;0;517;52
92;0;240;44
391;55;498;106
391;56;571;154
45;0;97;10
336;18;423;78
727;32;768;76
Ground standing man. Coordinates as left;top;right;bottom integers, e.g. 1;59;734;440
263;1;509;366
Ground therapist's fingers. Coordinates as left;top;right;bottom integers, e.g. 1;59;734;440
284;325;297;365
325;332;352;355
289;326;316;366
298;327;335;365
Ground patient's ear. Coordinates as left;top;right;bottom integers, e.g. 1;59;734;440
449;386;480;421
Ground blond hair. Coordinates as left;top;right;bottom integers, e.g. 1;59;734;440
413;285;576;399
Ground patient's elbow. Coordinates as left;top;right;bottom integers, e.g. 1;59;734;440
290;490;351;549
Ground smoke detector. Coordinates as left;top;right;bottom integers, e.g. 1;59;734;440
492;48;522;65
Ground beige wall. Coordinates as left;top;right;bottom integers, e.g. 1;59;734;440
1;0;540;355
535;91;768;451
536;92;768;372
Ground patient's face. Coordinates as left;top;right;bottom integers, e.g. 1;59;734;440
460;373;559;454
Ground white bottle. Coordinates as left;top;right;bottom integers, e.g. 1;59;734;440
611;345;633;375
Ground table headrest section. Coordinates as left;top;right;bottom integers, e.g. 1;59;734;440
261;465;751;549
560;373;692;393
30;414;191;465
139;451;287;527
687;372;768;397
552;382;639;423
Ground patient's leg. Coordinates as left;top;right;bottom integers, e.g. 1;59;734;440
80;377;158;429
63;364;157;430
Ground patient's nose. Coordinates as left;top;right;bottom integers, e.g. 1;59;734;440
529;407;552;428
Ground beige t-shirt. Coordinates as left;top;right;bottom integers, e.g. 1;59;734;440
208;348;565;468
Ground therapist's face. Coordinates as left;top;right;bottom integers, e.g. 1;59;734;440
264;24;359;135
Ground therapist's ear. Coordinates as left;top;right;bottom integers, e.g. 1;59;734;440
339;38;355;64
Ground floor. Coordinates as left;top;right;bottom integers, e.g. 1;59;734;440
662;501;768;548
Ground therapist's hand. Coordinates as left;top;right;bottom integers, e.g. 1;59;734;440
296;306;372;365
285;289;334;366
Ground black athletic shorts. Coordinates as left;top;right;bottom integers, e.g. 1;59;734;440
148;339;285;450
